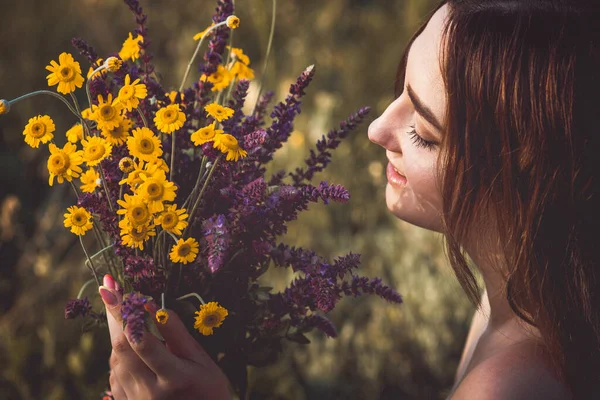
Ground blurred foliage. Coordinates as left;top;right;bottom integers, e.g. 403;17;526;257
0;0;475;399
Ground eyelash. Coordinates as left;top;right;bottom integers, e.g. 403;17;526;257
407;125;436;150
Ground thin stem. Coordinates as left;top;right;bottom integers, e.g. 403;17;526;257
169;130;177;182
184;155;221;237
252;0;277;115
79;235;101;287
77;279;96;299
179;20;229;92
86;65;106;110
136;106;149;128
68;92;92;139
97;166;115;212
176;292;206;305
182;155;207;210
9;90;81;120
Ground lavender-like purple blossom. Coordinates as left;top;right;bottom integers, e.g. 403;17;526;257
64;297;92;319
202;214;231;273
121;292;148;344
71;38;98;65
222;79;250;137
303;314;338;338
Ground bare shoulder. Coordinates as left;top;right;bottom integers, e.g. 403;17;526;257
450;342;572;400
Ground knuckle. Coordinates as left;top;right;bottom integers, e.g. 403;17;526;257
112;335;131;355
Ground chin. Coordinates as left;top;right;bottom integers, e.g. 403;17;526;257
385;183;444;233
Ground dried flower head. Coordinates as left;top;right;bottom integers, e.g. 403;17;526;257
226;15;240;29
0;99;10;115
155;309;169;324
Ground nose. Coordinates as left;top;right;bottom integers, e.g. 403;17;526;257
367;100;403;154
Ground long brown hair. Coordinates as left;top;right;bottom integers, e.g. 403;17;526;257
396;0;600;396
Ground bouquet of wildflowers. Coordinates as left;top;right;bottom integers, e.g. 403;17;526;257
1;0;402;396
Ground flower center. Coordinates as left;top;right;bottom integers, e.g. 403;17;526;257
139;138;154;153
72;213;87;227
109;125;126;139
120;86;135;100
178;244;191;257
146;182;164;200
130;205;149;224
220;135;239;150
203;313;218;326
59;66;75;81
87;144;106;160
99;105;116;121
163;110;177;123
129;226;148;241
30;122;47;138
49;152;70;174
162;213;176;229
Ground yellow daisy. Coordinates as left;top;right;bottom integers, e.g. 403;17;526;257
101;118;132;146
81;136;112;167
226;16;240;29
193;22;216;41
66;123;84;143
231;61;255;81
154;104;186;134
116;74;147;111
227;46;250;65
81;107;92;120
137;169;177;213
23;115;55;148
120;223;155;251
63;206;93;236
118;159;145;187
200;65;232;92
47;143;84;186
167;91;184;104
119;32;144;61
118;157;135;173
155;204;188;236
213;133;247;161
169;238;199;265
105;57;123;72
155;309;169;324
90;94;124;131
117;194;152;228
80;168;100;193
204;103;234;122
86;58;107;80
126;127;162;162
194;302;228;336
191;122;223;146
145;157;170;173
45;52;85;95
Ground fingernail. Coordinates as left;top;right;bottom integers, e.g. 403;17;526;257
99;286;118;306
103;274;116;290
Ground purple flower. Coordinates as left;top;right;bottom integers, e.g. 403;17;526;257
202;214;230;273
121;292;148;344
71;38;98;65
64;297;92;319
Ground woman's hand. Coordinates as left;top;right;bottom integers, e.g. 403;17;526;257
99;275;231;400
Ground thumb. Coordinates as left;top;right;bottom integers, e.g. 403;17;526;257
145;302;214;367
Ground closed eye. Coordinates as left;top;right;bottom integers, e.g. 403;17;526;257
407;125;437;151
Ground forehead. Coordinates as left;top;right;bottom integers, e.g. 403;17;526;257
405;5;448;122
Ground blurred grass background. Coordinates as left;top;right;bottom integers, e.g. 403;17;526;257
0;0;475;399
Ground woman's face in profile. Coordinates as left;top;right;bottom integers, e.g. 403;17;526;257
368;5;448;233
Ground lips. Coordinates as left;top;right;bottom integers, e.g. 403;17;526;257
386;162;407;186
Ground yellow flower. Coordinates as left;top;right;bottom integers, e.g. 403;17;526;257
127;127;162;162
154;104;186;134
200;65;232;92
156;309;169;324
194;302;228;336
213;133;247;161
116;74;147;111
226;16;240;29
118;157;135;173
193;22;216;41
101;118;132;146
204;103;234;122
47;143;84;186
117;194;152;227
191;122;223;146
80;168;100;193
155;204;188;235
81;107;92;120
167;91;184;104
63;206;93;236
119;33;143;61
169;238;199;265
137;169;177;213
227;46;250;65
87;58;107;80
45;52;85;95
90;94;124;131
119;159;145;187
145;157;170;173
66;123;84;143
23;115;55;148
82;136;112;167
120;223;156;250
104;57;122;72
0;99;10;115
231;62;255;81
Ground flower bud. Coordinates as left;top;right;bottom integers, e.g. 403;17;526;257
0;99;10;115
226;15;240;29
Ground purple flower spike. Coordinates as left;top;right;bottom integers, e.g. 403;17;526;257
64;297;92;319
121;292;148;344
203;214;231;273
71;38;98;65
304;314;338;338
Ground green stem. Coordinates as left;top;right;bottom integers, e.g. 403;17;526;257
86;65;106;110
69;93;91;139
179;20;229;92
184;155;221;237
170;129;177;182
136;106;149;128
9;90;81;120
97;166;115;212
176;292;206;305
79;235;101;287
252;0;277;115
182;155;207;210
77;279;96;299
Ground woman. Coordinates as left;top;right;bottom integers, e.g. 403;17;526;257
102;1;600;398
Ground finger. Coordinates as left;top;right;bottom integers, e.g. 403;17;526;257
109;369;128;400
124;322;183;378
99;275;124;346
146;302;214;367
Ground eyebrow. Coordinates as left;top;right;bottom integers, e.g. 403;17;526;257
406;83;443;133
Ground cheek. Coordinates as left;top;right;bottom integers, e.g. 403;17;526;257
403;147;443;212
